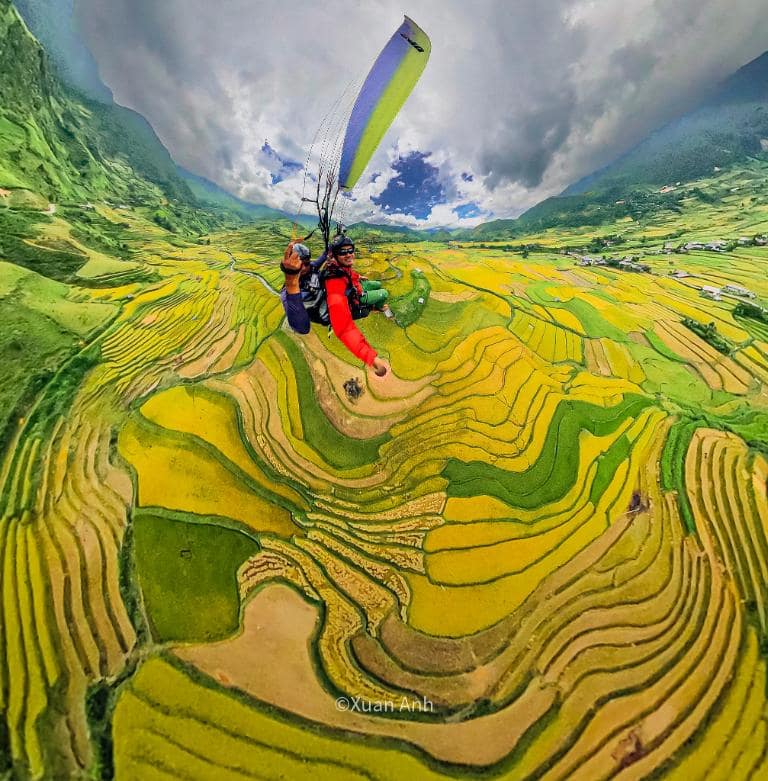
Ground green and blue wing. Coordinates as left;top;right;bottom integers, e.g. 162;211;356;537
337;16;431;190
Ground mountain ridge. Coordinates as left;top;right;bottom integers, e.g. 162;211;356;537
12;0;112;103
464;48;768;239
563;50;768;197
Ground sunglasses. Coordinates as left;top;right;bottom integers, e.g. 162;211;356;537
336;247;355;257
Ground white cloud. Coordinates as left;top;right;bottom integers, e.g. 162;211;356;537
76;0;768;227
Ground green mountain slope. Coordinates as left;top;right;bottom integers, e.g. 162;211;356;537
0;0;204;210
177;165;316;226
566;51;768;196
9;0;309;226
469;50;768;239
11;0;113;102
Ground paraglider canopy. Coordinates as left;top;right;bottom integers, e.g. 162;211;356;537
298;15;431;249
338;16;432;191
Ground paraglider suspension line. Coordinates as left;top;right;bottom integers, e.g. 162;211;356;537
315;167;342;251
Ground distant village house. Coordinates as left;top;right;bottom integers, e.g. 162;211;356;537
577;256;606;266
723;284;756;299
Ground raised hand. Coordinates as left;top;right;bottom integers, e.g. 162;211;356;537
281;241;303;275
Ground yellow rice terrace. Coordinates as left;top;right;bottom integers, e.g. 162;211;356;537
2;207;768;779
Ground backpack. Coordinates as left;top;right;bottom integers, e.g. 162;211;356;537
299;269;330;325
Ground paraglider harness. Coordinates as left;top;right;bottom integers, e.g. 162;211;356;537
299;254;371;327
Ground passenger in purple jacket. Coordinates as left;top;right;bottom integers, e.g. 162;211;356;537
279;240;327;334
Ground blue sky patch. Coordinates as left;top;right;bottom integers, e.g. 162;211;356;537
261;141;302;184
453;202;483;219
372;152;445;219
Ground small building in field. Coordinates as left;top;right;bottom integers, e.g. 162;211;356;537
700;285;722;301
578;255;605;266
723;284;756;299
618;259;649;273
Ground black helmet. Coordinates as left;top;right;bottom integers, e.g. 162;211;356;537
330;234;354;256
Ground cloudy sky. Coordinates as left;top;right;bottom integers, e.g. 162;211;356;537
73;0;768;227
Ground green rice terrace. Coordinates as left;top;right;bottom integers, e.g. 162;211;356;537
2;182;768;779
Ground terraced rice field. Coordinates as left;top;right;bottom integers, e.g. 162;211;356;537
2;217;768;779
